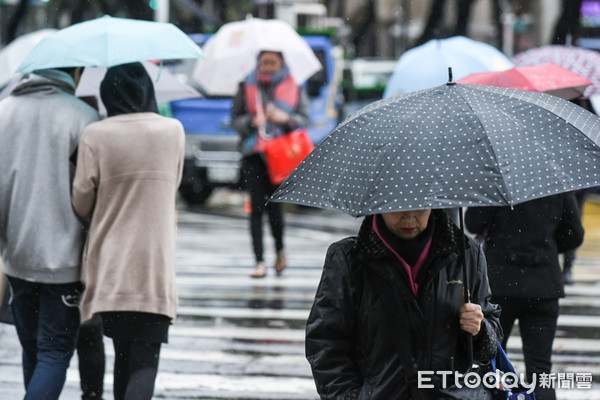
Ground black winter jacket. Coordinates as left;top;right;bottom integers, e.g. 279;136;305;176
306;211;502;400
464;193;584;299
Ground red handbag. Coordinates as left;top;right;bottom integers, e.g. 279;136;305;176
264;129;314;185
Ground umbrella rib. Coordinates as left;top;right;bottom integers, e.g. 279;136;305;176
453;85;514;205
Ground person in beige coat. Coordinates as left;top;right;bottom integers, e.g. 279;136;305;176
72;62;184;400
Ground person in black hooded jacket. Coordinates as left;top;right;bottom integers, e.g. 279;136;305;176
465;193;584;400
72;62;184;400
306;209;501;400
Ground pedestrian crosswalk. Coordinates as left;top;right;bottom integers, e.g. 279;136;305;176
146;211;329;399
0;208;599;399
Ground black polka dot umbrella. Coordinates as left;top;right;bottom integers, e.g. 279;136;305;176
270;75;600;370
271;80;600;216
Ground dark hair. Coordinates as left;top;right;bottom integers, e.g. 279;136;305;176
258;50;284;60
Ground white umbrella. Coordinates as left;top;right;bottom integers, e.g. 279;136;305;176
192;17;322;96
76;61;201;116
0;29;57;87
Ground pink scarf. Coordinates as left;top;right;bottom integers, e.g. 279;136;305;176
373;216;432;296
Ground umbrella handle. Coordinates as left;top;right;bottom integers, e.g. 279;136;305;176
459;207;470;303
464;334;474;374
459;207;474;373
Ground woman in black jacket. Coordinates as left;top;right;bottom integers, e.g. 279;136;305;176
306;209;501;399
465;192;584;400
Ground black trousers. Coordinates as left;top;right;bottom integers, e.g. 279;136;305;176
112;340;161;400
493;296;559;400
100;312;169;400
77;314;105;400
241;154;284;263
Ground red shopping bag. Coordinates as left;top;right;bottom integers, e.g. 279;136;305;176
264;129;314;185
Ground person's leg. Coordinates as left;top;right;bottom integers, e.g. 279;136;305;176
6;276;40;388
24;281;82;400
122;341;162;400
243;154;275;276
416;0;447;46
519;298;559;400
265;183;286;274
243;155;268;263
77;314;105;399
249;186;268;264
112;339;131;400
266;197;284;251
491;296;520;348
551;0;583;44
454;0;475;36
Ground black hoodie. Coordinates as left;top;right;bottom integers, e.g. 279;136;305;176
100;62;158;116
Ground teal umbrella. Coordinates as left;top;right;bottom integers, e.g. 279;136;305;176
18;15;203;74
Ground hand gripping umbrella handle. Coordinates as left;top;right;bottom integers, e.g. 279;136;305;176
459;207;474;374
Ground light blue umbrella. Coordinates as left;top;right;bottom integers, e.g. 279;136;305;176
383;36;513;98
18;15;203;74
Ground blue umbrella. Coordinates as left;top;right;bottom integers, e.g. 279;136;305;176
383;36;513;98
18;15;203;73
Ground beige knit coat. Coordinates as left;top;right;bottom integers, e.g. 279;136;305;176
72;113;184;323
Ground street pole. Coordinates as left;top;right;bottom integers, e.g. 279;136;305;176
154;0;169;23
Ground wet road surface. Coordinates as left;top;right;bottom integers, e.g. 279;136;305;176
1;190;600;399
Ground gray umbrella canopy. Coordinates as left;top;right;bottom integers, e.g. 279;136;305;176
271;82;600;216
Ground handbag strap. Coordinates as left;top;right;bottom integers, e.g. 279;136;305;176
491;343;515;374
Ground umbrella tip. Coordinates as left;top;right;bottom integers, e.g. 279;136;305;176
447;67;456;86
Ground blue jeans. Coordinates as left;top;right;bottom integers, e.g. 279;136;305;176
7;276;82;400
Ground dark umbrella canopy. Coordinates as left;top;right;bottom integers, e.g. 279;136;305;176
271;82;600;216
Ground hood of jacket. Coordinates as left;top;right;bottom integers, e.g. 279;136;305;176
11;69;76;97
0;68;99;284
100;62;158;117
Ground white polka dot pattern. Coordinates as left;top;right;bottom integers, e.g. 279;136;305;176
270;83;600;217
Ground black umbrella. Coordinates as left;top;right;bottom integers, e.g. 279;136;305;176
272;81;600;214
270;74;600;371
